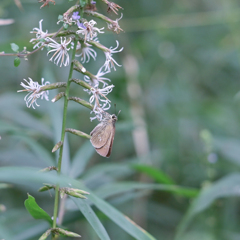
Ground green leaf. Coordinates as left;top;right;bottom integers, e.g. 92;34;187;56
13;135;55;166
175;173;240;239
80;0;87;7
88;192;157;240
14;57;21;67
132;164;175;184
63;23;69;29
69;141;95;178
71;197;111;240
24;194;53;225
95;182;198;199
10;43;19;52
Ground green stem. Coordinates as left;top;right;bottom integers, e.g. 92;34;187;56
52;36;78;235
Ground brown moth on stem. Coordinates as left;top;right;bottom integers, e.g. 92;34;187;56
90;112;118;157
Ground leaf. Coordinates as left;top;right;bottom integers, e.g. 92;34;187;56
95;182;198;199
13;134;55;166
71;197;111;240
175;173;240;239
214;137;240;166
11;43;19;52
14;57;21;67
24;194;53;225
131;164;175;184
80;0;87;7
87;192;157;240
69;141;95;178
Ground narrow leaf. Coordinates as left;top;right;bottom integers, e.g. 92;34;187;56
95;182;198;199
71;197;111;240
175;173;240;239
132;164;175;184
70;141;95;178
88;193;156;240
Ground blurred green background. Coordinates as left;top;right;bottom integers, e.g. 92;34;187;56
1;0;240;239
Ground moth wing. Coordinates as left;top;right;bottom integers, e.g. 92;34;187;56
96;127;115;158
106;126;115;157
90;123;112;149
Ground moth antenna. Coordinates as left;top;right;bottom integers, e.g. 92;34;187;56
114;103;117;115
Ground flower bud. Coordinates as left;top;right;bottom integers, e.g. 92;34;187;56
52;92;65;102
40;166;58;172
65;128;91;139
55;228;81;237
39;229;52;240
65;188;88;199
38;184;55;192
52;141;63;153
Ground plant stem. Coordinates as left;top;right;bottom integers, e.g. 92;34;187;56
52;36;78;236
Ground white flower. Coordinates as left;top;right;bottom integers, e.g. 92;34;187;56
103;40;123;71
17;78;50;109
89;85;114;121
75;41;97;63
107;13;123;33
47;37;72;67
76;20;104;42
30;19;48;49
84;65;111;89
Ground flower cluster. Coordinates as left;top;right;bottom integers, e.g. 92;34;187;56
19;3;124;122
29;19;48;49
47;37;72;67
17;78;50;109
76;20;104;42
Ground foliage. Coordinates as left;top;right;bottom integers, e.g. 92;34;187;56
1;0;240;240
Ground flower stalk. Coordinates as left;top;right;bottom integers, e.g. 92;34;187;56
52;36;78;232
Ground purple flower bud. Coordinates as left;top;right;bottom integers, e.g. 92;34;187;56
72;12;80;21
91;1;96;4
77;21;87;29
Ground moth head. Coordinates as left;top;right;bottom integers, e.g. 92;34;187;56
111;114;118;122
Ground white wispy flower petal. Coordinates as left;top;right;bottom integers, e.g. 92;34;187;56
76;20;104;42
17;77;50;109
84;65;111;90
29;19;48;49
103;40;123;71
107;13;123;33
89;85;114;121
47;37;72;67
75;41;97;63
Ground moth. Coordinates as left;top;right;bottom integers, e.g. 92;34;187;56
90;112;118;157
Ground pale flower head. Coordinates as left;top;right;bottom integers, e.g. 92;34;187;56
107;13;123;33
103;40;123;71
75;41;97;63
47;37;72;67
84;65;111;89
76;20;104;42
17;78;50;109
30;19;48;49
57;11;80;26
107;1;123;15
89;85;114;121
